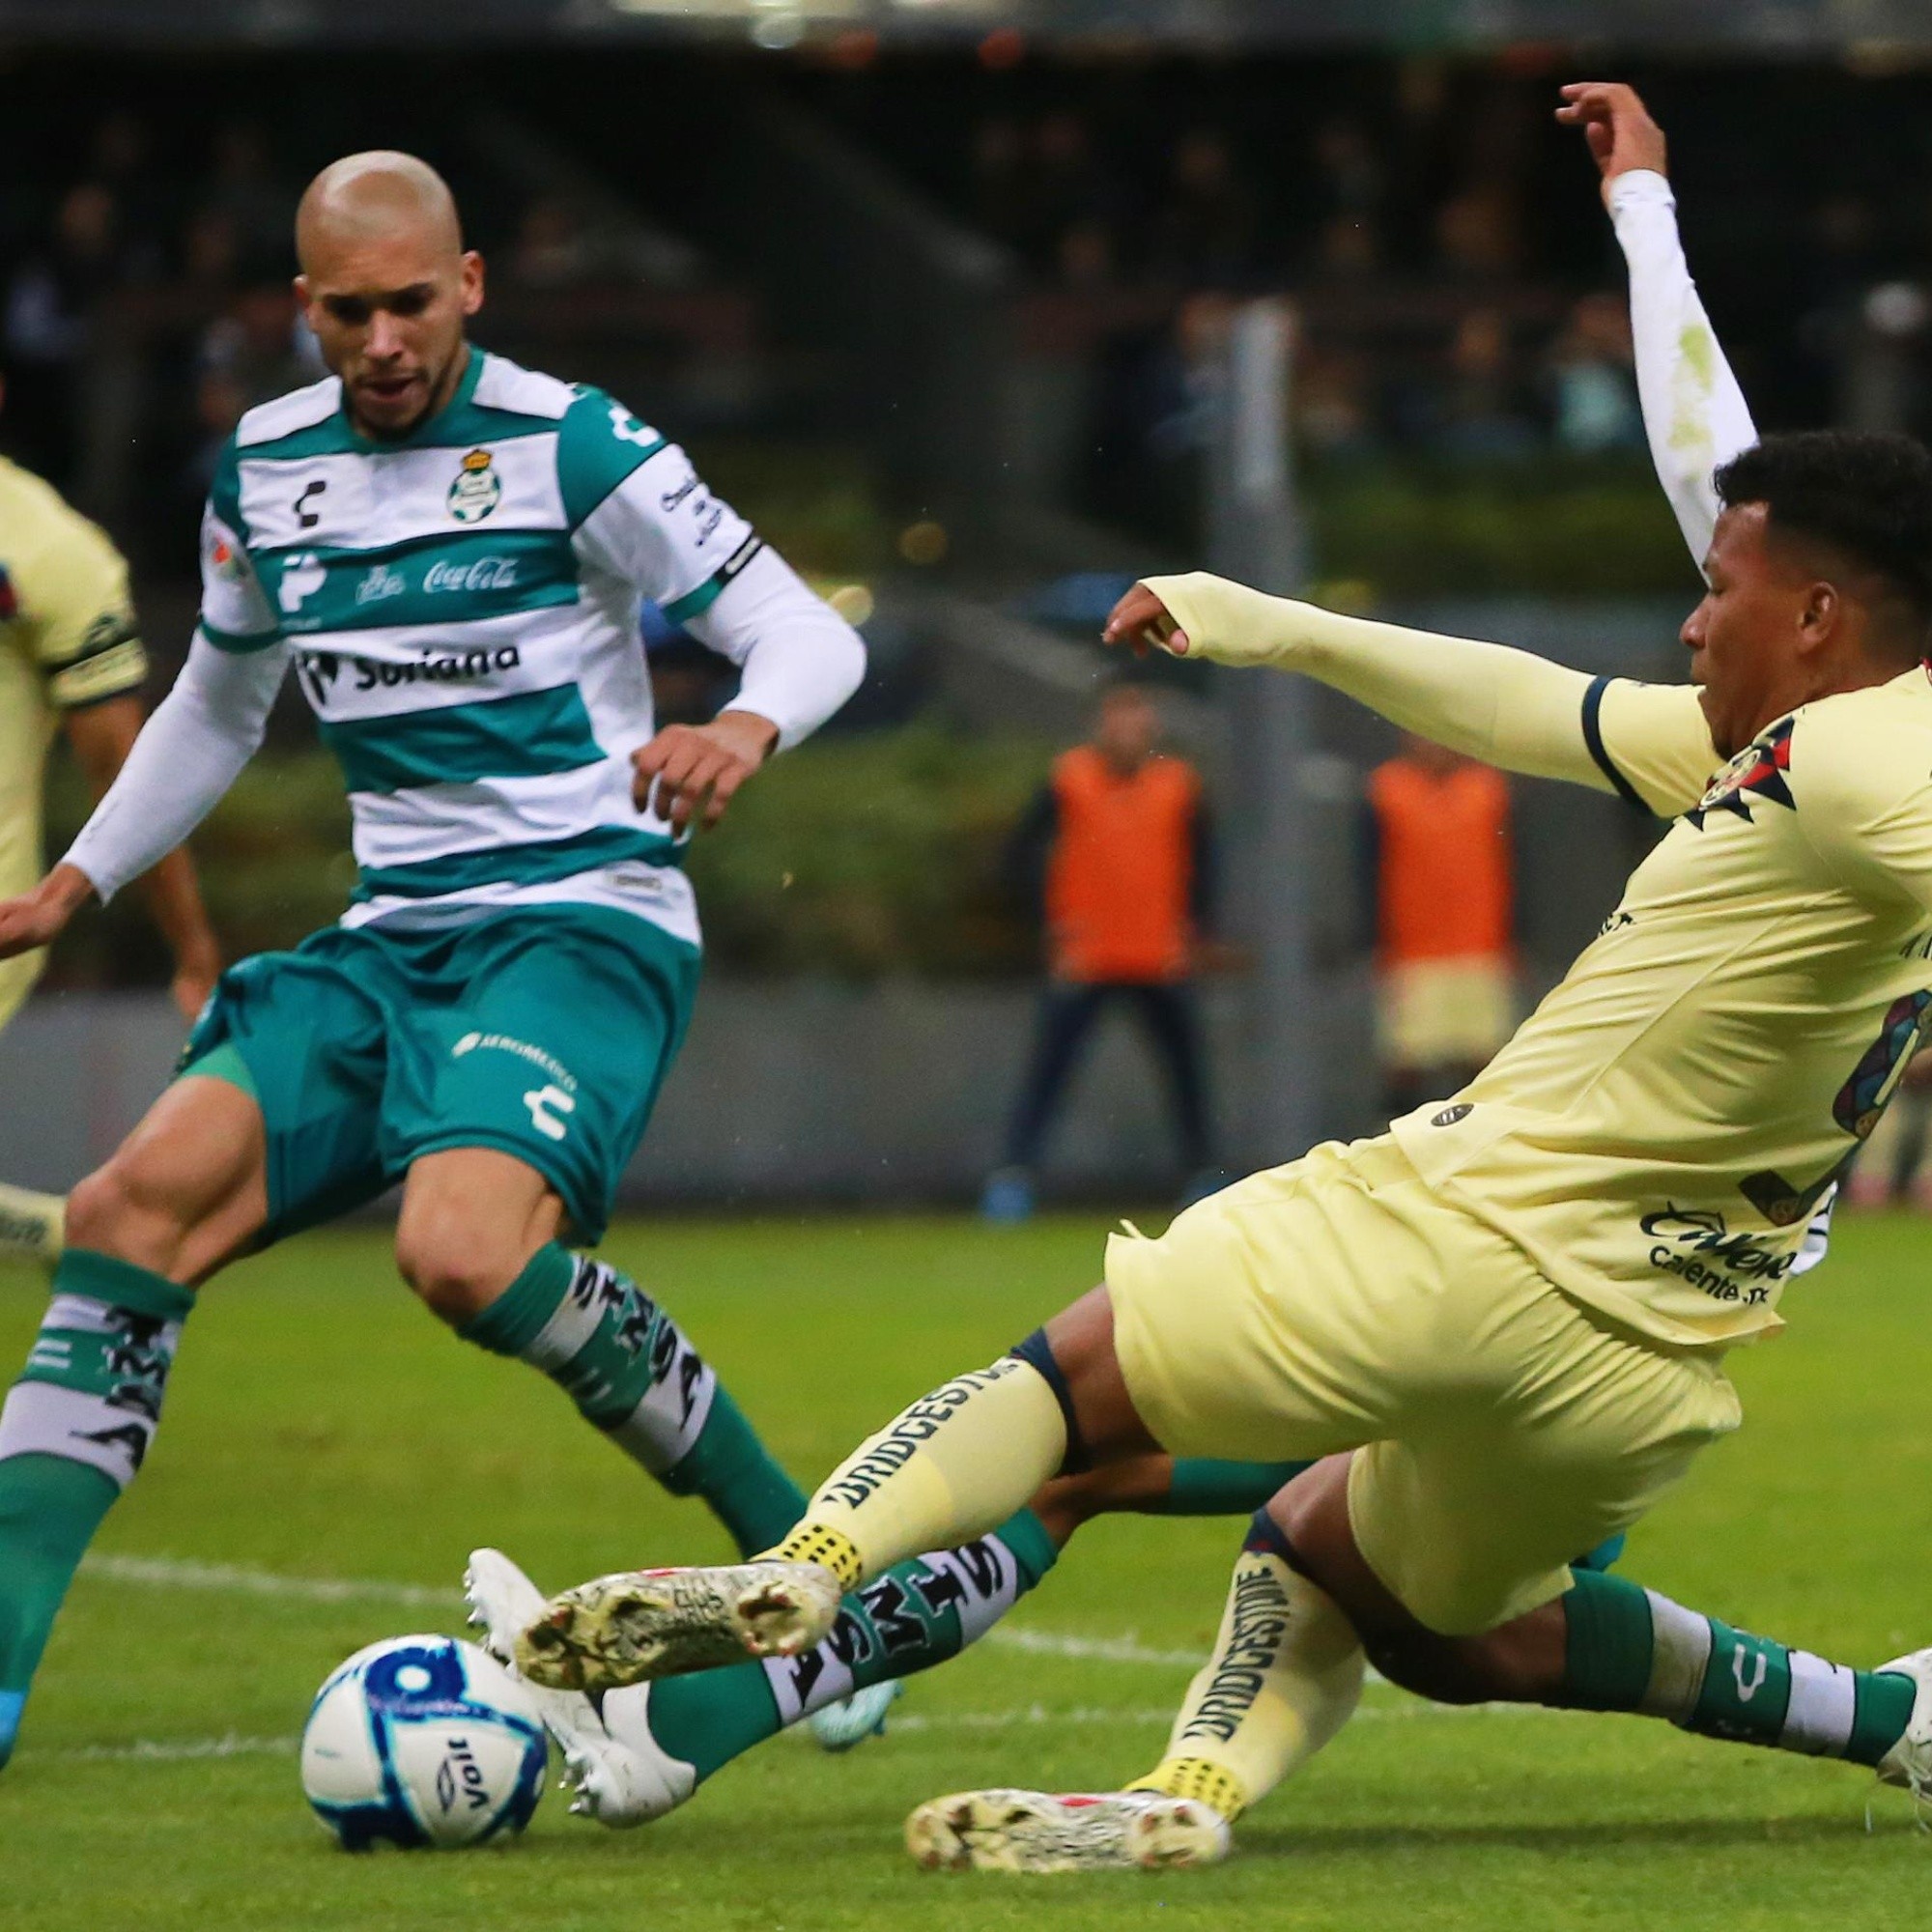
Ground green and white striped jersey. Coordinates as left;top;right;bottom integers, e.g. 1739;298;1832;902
197;349;779;949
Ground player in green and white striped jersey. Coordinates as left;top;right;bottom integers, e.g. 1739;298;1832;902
0;153;871;1770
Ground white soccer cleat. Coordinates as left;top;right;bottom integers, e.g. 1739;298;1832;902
515;1558;844;1692
1874;1645;1932;1825
464;1548;695;1828
904;1788;1232;1873
808;1679;904;1752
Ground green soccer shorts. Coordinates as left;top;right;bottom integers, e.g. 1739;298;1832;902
179;905;700;1247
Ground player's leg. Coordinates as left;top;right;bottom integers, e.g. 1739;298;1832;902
471;1452;1307;1824
0;1069;268;1766
519;1147;1422;1690
983;982;1105;1220
517;1278;1167;1689
0;953;68;1265
1257;1455;1921;1801
1128;981;1217;1196
388;909;809;1556
398;1147;806;1554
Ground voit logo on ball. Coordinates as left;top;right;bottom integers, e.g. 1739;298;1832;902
447;448;501;524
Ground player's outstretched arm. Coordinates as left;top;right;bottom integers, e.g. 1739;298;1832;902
63;696;222;1019
1557;81;1758;564
1105;576;1716;815
0;636;290;965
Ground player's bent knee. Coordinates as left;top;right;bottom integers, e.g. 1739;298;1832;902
1361;1631;1495;1706
393;1224;526;1324
65;1161;181;1269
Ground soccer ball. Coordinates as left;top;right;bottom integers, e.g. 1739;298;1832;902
299;1634;548;1851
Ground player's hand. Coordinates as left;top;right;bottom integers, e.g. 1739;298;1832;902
632;709;780;835
170;933;222;1023
1102;583;1190;659
1555;83;1667;205
0;863;94;962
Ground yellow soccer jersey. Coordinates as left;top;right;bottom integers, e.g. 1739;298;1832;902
1392;668;1932;1348
1141;574;1932;1352
0;455;149;1010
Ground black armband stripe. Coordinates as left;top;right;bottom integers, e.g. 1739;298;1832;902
1581;674;1652;814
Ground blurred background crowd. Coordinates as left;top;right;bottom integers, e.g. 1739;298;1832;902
10;15;1932;1202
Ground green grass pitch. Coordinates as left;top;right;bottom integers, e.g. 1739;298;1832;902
3;1209;1930;1930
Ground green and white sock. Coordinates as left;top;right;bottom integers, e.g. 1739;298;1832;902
1153;1459;1308;1517
0;1250;193;1765
461;1244;805;1554
1562;1570;1916;1763
608;1508;1062;1783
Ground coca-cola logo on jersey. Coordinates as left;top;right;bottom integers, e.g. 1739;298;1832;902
423;556;521;594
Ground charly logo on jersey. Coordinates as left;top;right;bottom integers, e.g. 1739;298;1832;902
447;448;501;525
1685;718;1796;831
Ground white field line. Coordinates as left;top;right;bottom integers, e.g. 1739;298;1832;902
78;1552;1198;1664
57;1700;1574;1766
77;1553;1568;1719
52;1733;300;1763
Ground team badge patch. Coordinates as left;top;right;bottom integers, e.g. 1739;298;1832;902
447;448;502;525
1685;718;1796;830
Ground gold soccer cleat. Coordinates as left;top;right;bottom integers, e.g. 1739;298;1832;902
514;1559;843;1692
905;1788;1232;1874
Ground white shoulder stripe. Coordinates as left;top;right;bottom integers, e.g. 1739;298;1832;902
473;355;575;421
238;376;344;447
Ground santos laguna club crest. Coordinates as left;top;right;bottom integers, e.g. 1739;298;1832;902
447;448;501;524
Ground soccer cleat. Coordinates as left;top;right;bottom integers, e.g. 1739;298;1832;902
515;1558;844;1692
980;1168;1035;1225
904;1788;1232;1873
1875;1646;1932;1825
808;1678;904;1752
464;1548;695;1828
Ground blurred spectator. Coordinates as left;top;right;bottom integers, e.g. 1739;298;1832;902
508;194;598;290
1846;1056;1932;1212
1294;343;1380;460
1548;292;1643;454
982;680;1220;1222
1429;307;1539;460
1364;735;1516;1121
1023;111;1113;273
201;122;297;269
1147;129;1258;286
3;185;126;488
1435;181;1524;281
188;281;323;493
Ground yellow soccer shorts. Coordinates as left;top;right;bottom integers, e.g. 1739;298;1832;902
1106;1136;1741;1635
1377;956;1515;1072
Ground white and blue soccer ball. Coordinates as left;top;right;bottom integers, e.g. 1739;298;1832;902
299;1634;548;1851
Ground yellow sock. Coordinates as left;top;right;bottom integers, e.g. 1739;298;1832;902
765;1355;1066;1584
1127;1755;1252;1823
765;1521;866;1590
0;1183;65;1267
1128;1544;1363;1823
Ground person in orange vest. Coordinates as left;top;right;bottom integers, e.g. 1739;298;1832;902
1364;733;1517;1121
982;679;1218;1222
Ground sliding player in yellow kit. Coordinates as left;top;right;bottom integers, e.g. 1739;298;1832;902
506;98;1932;1868
0;397;220;1264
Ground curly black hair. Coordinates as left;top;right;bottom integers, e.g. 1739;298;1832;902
1716;430;1932;644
